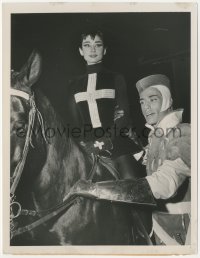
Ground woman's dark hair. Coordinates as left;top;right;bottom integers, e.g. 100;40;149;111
79;29;106;48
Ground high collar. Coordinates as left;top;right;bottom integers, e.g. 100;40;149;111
145;109;184;136
86;62;103;74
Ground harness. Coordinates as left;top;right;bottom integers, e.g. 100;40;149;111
10;88;49;236
10;88;152;245
10;89;48;195
10;88;119;240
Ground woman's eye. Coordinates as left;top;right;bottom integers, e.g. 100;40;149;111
95;44;103;48
151;98;158;102
83;44;90;48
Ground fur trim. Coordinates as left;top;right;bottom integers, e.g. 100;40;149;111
166;124;191;168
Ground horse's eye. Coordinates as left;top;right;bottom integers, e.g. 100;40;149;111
14;122;28;137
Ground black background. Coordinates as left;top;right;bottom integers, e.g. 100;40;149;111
11;12;190;138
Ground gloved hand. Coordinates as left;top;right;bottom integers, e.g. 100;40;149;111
71;179;93;194
125;127;145;150
114;105;124;122
114;106;141;145
95;137;113;151
63;179;94;201
64;178;156;206
80;141;100;155
126;128;138;144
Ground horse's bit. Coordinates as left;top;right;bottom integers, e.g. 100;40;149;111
10;88;48;236
10;88;151;245
10;88;117;239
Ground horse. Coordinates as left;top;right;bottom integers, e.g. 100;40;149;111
10;51;150;246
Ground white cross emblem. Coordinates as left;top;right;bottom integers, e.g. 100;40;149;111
74;73;115;128
94;141;104;150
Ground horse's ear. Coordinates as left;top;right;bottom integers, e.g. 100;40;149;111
20;50;42;88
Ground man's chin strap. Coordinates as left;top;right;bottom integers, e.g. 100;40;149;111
151;85;172;112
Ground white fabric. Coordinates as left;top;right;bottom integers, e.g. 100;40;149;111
157;109;183;135
146;158;190;199
151;85;172;112
10;88;30;100
74;73;115;128
148;227;154;238
145;123;155;132
153;217;180;245
133;150;144;161
94;141;104;150
165;201;190;214
185;219;191;245
145;109;184;136
145;111;189;200
144;109;190;244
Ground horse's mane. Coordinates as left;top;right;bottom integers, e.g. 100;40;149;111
34;88;71;149
32;88;91;198
34;88;64;130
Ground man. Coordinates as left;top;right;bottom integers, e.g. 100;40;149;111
68;74;191;245
68;28;142;179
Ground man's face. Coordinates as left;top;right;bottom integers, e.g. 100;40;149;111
79;35;106;65
140;87;167;126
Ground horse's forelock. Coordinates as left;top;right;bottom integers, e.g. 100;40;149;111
11;71;32;95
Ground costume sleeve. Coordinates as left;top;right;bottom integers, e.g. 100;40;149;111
146;123;191;199
109;74;142;154
114;74;131;128
68;79;82;131
146;158;190;199
165;124;191;168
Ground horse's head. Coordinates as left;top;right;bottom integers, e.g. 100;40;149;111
10;51;42;182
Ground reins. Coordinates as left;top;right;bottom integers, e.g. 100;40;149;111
12;156;115;237
10;88;48;237
10;90;119;239
10;89;48;196
10;88;151;245
11;149;120;239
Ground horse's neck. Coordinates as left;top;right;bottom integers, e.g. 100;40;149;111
33;91;90;209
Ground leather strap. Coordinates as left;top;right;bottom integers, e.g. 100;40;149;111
11;154;118;239
153;217;180;245
131;209;153;245
11;196;77;239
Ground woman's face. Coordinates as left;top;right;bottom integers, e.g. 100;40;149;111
79;35;106;65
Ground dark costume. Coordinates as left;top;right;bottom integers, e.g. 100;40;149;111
68;74;191;245
69;62;142;179
68;110;191;245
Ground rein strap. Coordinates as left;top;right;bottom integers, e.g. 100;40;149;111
10;90;48;195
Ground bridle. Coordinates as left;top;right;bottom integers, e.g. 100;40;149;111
10;89;152;245
9;88;112;239
10;88;48;231
10;88;48;196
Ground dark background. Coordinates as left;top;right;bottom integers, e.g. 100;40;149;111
11;12;191;140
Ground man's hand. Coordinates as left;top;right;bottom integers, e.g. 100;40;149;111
71;179;93;194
